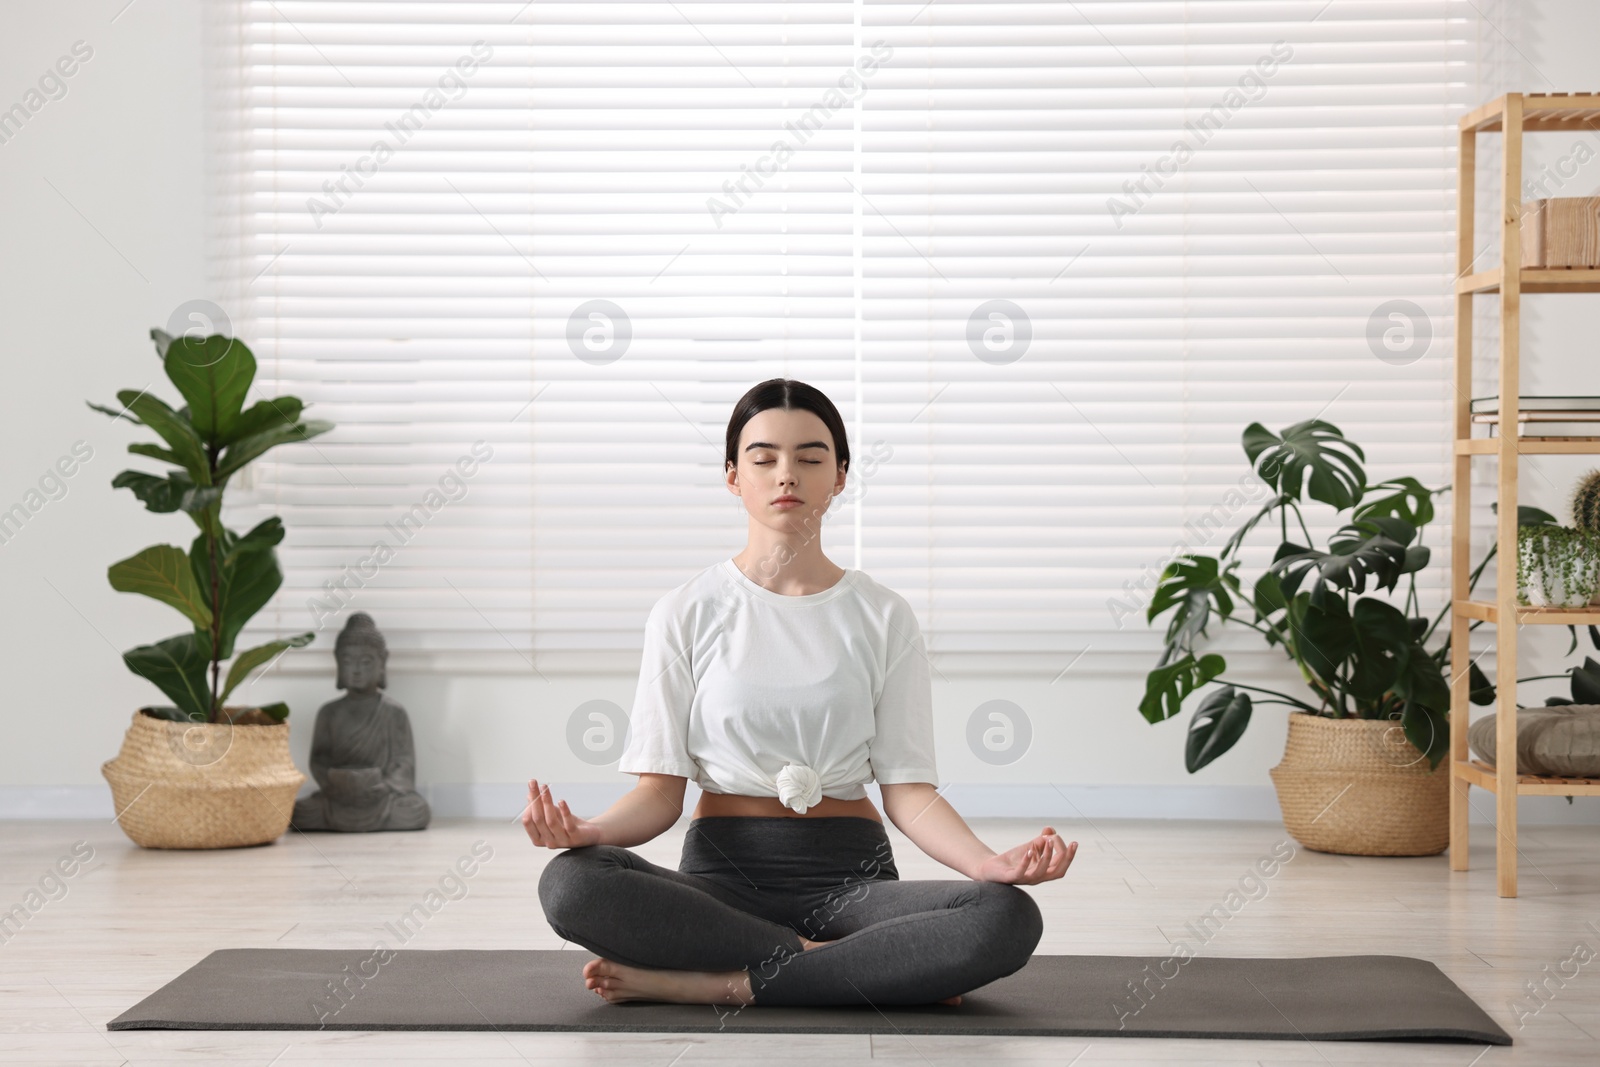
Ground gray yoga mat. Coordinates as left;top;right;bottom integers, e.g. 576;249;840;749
107;949;1511;1043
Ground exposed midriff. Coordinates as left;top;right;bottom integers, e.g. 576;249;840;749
691;791;883;823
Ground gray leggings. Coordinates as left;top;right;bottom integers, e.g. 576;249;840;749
537;815;1043;1007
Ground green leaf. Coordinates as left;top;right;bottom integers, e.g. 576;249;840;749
1138;652;1226;724
191;528;284;661
1468;659;1496;706
128;442;182;466
1185;686;1253;772
222;632;314;701
1393;640;1453;717
123;632;213;722
1399;699;1449;772
1219;491;1294;560
108;545;213;629
1572;657;1600;704
110;470;223;526
111;470;185;513
1242;419;1366;511
179;483;224;516
1251;569;1287;613
1352;476;1438;528
254;701;290;722
223;396;305;446
1375;638;1453;772
1291;595;1359;686
141;704;206;723
117;389;211;484
1147;555;1239;663
87;399;143;425
162;334;256;443
150;327;176;360
1487;502;1562;528
215;419;334;479
1346;597;1412;702
1269;519;1412;610
223;517;286;566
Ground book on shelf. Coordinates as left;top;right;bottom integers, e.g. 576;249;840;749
1471;395;1600;431
1468;396;1600;437
1471;411;1600;423
1470;395;1600;415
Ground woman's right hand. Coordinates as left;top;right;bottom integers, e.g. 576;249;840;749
521;778;603;849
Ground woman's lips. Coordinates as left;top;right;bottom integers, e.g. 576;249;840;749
772;499;803;509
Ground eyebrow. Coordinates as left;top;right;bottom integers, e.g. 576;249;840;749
743;440;831;452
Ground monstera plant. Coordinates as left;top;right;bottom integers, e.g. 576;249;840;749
89;329;333;724
1137;418;1597;774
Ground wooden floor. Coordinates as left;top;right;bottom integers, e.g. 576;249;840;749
1;814;1596;1066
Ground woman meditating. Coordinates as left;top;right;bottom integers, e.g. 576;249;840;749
530;378;1077;1009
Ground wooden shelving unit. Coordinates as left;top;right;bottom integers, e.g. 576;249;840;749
1450;92;1600;898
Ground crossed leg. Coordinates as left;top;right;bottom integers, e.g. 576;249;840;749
538;843;1043;1008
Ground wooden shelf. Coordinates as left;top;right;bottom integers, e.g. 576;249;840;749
1460;91;1600;132
1454;759;1600;797
1449;91;1600;898
1453;599;1600;625
1456;437;1600;454
1457;267;1600;293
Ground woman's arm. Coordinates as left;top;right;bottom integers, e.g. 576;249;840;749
880;782;1076;884
522;773;686;850
590;773;687;847
879;783;996;878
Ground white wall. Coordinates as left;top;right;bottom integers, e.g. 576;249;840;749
3;0;1598;824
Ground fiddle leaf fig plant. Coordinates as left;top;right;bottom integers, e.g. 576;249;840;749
1139;417;1590;774
89;329;333;724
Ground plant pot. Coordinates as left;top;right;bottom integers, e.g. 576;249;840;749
1268;711;1448;857
1517;528;1600;608
101;707;305;849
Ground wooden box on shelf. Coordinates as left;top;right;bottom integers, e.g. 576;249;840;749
1520;196;1600;268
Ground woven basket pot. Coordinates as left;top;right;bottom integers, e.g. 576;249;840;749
101;708;305;849
1268;710;1449;857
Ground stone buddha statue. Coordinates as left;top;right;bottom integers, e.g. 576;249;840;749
290;613;431;832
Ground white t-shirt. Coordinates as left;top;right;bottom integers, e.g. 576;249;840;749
617;558;938;812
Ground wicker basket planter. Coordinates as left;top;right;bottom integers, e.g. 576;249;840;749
101;708;305;849
1268;710;1449;857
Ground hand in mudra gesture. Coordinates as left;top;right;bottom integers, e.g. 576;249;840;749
521;778;603;849
976;827;1077;885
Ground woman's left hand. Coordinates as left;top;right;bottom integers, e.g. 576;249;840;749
975;827;1077;885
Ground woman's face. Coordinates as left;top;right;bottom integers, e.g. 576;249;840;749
727;407;847;533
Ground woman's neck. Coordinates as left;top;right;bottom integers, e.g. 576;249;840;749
731;547;846;597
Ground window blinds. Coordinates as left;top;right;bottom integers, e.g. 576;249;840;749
210;1;1484;675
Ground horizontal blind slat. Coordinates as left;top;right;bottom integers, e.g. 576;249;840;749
219;0;1476;661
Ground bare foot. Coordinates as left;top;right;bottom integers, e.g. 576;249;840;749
582;944;964;1008
584;957;753;1006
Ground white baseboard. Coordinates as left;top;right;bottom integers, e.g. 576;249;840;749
5;782;1598;824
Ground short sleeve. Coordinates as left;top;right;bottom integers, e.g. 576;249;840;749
867;603;938;785
617;597;699;779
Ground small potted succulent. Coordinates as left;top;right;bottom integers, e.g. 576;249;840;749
1517;524;1600;608
90;328;333;849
